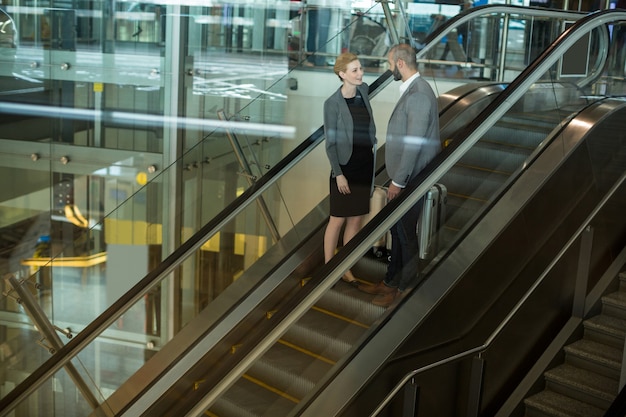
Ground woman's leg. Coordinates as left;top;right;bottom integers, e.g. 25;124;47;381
343;215;364;244
341;215;365;281
324;215;345;263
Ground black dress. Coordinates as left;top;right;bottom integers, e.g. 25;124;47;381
329;92;374;218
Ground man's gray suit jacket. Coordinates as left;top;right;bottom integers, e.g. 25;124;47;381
385;75;441;188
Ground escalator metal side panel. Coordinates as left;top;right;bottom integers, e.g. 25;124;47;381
298;100;626;417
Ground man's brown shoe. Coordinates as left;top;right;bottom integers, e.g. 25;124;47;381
358;281;396;295
372;290;400;308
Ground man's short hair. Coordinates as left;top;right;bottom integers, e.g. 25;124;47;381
390;44;418;70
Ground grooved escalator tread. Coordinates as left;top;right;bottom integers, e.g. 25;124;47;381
210;376;297;417
479;136;539;152
458;142;533;173
249;341;332;399
441;165;508;201
499;109;570;127
315;284;385;326
208;267;387;416
443;193;487;230
282;307;371;363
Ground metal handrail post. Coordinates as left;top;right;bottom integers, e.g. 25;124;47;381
497;13;511;82
573;225;594;318
466;356;485;417
402;378;419;416
380;0;400;45
217;110;281;243
6;274;102;412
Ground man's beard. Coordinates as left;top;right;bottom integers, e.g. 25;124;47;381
392;66;402;81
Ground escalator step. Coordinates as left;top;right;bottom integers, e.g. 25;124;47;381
248;340;332;399
441;166;508;202
282;308;369;362
209;377;297;417
316;286;385;326
459;142;532;174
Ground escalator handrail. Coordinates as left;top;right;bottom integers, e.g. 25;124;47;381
369;169;626;417
418;3;586;60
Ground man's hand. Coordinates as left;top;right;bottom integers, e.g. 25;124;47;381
387;183;402;200
336;175;351;194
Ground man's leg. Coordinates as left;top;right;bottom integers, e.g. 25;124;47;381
369;199;423;307
383;222;402;287
315;8;331;66
368;223;404;306
306;8;319;64
396;198;423;292
358;221;400;295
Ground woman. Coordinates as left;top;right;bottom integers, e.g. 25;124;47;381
323;52;377;285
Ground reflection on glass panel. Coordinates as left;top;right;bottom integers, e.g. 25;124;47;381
406;7;594;83
6;356;108;417
0;8;17;49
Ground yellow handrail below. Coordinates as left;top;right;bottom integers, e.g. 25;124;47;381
20;252;107;268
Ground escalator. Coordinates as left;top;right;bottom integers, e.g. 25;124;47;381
106;10;626;417
2;6;624;417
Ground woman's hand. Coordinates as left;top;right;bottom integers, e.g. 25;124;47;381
336;175;351;194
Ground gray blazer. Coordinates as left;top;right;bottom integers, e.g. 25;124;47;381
323;83;377;179
385;76;441;187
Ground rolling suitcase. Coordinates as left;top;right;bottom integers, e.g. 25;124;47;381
418;183;447;260
366;185;391;258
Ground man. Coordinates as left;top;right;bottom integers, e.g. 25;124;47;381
304;0;331;66
358;43;441;307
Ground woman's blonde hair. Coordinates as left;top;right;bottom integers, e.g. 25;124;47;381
333;52;359;81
